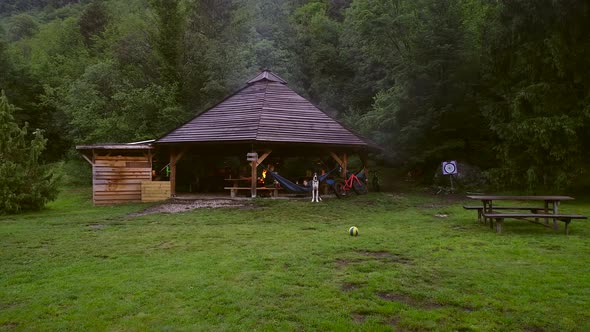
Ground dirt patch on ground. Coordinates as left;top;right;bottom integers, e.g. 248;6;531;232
357;250;413;264
128;199;248;217
87;223;106;230
377;292;443;310
351;312;367;323
341;282;363;292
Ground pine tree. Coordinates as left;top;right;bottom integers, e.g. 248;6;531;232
0;92;59;214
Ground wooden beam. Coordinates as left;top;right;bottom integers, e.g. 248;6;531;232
257;150;272;166
81;153;93;165
329;151;343;166
172;148;187;164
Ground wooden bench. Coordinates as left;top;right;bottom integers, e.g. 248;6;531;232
224;187;280;198
463;205;547;223
481;212;587;234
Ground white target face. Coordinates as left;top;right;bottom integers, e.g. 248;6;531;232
442;161;457;175
444;163;455;173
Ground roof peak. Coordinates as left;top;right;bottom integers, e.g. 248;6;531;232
247;70;287;85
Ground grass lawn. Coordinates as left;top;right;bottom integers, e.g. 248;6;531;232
1;188;590;331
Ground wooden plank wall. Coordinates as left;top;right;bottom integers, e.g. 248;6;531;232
93;155;151;205
141;181;171;202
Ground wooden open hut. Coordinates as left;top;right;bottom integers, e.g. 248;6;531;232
157;70;377;197
78;70;377;204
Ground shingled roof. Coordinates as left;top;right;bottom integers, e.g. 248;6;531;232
156;70;371;147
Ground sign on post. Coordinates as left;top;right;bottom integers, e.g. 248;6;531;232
246;152;258;162
441;160;457;192
442;161;458;175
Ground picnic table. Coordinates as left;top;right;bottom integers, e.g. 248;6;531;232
465;195;586;234
224;178;280;198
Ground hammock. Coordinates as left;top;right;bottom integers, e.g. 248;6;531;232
267;166;338;193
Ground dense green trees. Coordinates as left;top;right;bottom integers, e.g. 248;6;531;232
479;0;590;190
0;0;589;191
0;92;59;214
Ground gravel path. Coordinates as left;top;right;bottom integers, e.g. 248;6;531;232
128;199;248;217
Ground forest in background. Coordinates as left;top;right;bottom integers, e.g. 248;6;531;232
1;0;589;191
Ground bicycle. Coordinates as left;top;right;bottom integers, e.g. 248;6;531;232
332;168;368;198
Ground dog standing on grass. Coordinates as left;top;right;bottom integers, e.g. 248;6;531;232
311;173;321;202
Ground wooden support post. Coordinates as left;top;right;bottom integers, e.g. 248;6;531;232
169;148;188;197
251;159;257;198
92;149;96;204
342;153;348;178
170;151;177;197
360;152;369;192
148;150;153;180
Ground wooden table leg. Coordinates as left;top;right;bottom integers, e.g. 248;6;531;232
495;218;503;233
543;200;550;225
552;201;559;230
486;200;494;229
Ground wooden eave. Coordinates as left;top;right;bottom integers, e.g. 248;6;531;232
76;144;154;165
76;144;154;150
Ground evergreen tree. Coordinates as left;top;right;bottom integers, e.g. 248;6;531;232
0;92;59;214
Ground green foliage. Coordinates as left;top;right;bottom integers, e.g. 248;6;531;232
0;0;81;16
0;92;59;214
57;153;92;186
1;0;589;190
6;13;38;41
43;60;187;144
290;1;350;115
78;0;110;46
149;0;183;84
480;0;590;191
344;0;492;176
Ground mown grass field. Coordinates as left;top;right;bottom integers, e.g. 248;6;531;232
1;188;590;331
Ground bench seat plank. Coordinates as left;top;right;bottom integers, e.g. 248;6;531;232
463;206;546;210
223;187;278;190
463;205;547;223
481;213;586;219
223;187;281;198
481;213;587;234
